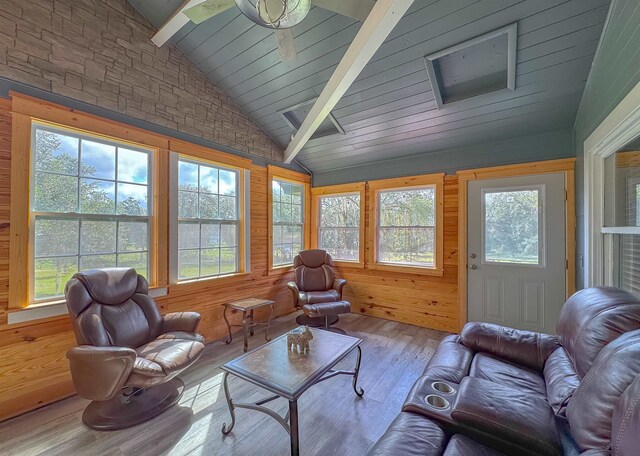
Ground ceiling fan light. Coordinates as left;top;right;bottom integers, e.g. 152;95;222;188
235;0;310;29
257;0;287;26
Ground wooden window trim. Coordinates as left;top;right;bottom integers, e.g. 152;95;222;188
267;165;311;273
311;182;366;269
8;101;168;309
367;173;445;277
172;151;248;284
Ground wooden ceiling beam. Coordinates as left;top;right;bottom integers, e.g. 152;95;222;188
284;0;415;163
151;0;208;47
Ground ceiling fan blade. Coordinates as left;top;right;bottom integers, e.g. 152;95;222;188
312;0;376;22
275;29;297;61
183;0;236;24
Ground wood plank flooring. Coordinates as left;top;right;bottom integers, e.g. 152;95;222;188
0;314;448;456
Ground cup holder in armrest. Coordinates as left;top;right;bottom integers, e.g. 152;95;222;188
425;394;450;410
432;381;456;395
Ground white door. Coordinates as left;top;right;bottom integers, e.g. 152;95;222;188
467;173;566;334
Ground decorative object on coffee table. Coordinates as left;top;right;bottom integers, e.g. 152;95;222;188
223;298;275;353
220;326;364;456
287;326;313;353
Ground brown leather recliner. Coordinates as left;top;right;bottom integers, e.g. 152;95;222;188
65;268;205;430
369;287;640;456
286;249;351;331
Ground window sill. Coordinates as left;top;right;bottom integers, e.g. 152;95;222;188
268;264;294;275
7;286;169;325
367;263;445;277
333;261;365;269
171;272;251;292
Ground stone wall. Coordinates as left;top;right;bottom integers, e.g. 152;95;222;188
0;0;283;160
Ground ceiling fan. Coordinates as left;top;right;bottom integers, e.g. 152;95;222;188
182;0;376;61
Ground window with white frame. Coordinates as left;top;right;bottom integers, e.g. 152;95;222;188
602;149;640;295
272;179;304;266
377;187;436;267
31;124;151;302
177;158;239;280
318;193;360;261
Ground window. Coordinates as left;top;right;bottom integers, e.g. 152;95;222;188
176;157;240;280
601;150;640;294
483;188;542;265
369;174;444;275
311;183;366;266
318;194;360;261
31;124;151;302
272;179;304;266
268;166;310;269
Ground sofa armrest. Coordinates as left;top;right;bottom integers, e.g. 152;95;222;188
66;346;136;401
287;281;300;307
162;311;201;333
460;322;560;372
333;279;347;297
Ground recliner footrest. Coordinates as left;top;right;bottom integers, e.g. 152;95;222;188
303;300;351;317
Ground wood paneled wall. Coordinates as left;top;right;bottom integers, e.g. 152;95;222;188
0;99;296;421
0;97;460;422
336;176;459;333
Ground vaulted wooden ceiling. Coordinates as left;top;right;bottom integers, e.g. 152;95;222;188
128;0;611;172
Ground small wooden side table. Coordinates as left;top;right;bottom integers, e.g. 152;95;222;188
223;298;275;352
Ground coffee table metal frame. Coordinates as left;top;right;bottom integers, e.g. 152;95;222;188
222;298;275;353
220;331;364;456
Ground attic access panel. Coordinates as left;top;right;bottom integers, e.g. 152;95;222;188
425;23;517;109
280;99;345;140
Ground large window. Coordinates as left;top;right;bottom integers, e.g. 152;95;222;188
318;194;360;261
176;158;240;280
602;150;640;295
272;178;305;267
311;182;366;265
378;188;435;266
31;124;151;302
369;174;444;275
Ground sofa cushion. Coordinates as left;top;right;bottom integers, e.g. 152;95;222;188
136;335;205;375
368;412;446;456
461;322;560;372
451;377;562;456
611;373;640;456
557;287;640;378
469;353;546;398
567;329;640;451
444;435;506;456
423;335;473;384
543;347;580;416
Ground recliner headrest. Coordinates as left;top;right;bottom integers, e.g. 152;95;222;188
557;287;640;378
73;268;140;305
294;249;333;268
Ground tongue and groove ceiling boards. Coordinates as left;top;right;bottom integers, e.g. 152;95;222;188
128;0;612;173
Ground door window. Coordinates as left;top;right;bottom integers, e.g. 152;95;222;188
482;187;543;265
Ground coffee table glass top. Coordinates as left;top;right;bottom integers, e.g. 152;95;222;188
221;327;362;400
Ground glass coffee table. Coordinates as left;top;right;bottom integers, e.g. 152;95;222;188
220;327;364;456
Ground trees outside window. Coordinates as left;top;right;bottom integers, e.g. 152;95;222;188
272;179;304;266
32;125;150;301
176;158;239;280
318;194;360;261
377;188;435;267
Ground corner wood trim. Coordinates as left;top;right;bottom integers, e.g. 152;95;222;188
456;158;576;332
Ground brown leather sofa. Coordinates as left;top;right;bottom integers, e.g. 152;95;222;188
287;249;351;330
369;287;640;456
65;268;205;430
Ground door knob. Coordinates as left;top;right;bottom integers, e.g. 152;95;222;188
469;264;477;270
